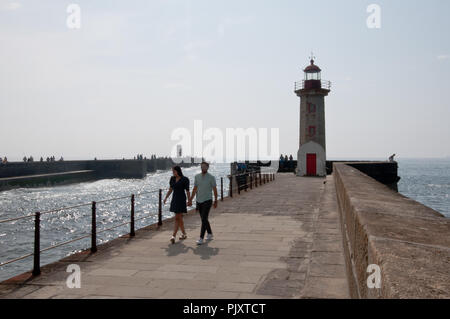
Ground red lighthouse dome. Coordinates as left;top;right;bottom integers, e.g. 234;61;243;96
304;59;322;74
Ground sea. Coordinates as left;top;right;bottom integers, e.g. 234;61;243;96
0;159;449;282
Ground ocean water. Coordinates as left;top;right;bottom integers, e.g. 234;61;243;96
397;158;450;218
0;163;231;282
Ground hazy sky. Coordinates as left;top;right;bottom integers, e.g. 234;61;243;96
1;0;449;161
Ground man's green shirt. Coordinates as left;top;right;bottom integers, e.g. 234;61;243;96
194;172;217;203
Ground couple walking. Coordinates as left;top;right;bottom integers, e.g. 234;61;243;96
163;161;218;245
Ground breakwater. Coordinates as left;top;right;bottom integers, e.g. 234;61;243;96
334;162;450;298
0;158;199;191
278;160;400;191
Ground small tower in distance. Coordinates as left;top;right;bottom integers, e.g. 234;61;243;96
294;55;331;177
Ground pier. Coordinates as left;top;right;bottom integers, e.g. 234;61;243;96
0;163;449;299
0;173;351;299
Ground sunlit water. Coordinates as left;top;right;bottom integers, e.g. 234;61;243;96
0;163;231;282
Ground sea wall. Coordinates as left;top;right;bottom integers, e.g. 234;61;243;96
0;158;198;191
0;161;87;178
0;160;147;179
86;160;147;179
278;160;400;190
0;170;97;191
333;163;450;299
327;161;400;191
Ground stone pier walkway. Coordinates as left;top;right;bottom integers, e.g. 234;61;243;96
0;174;350;299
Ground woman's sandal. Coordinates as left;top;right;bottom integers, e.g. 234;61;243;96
170;236;175;244
179;234;187;240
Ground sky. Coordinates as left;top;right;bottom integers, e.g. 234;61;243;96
1;0;449;162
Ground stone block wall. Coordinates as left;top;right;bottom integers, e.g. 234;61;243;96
333;163;450;298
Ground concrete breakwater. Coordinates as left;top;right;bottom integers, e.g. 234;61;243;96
334;162;450;298
279;160;400;191
0;158;199;191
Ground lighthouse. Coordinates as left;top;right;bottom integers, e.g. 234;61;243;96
294;56;331;177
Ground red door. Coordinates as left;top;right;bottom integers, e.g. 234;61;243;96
306;154;317;176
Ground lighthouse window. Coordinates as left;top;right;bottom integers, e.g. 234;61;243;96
306;72;321;80
308;103;316;113
308;126;316;137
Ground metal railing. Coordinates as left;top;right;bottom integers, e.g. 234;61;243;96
294;80;331;91
0;170;277;277
227;170;276;197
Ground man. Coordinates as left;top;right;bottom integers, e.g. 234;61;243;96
188;161;218;245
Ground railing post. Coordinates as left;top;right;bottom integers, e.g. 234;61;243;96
238;176;241;195
221;177;224;201
32;212;41;276
244;174;247;192
158;189;162;226
91;201;97;253
130;194;135;237
254;172;257;188
230;176;233;198
259;172;262;186
250;174;252;190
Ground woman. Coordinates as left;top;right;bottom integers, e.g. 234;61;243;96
163;166;190;244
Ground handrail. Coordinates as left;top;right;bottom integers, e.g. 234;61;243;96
0;252;34;267
0;214;35;224
0;169;276;277
40;202;92;216
40;233;91;253
294;80;332;91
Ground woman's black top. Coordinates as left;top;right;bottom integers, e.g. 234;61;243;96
169;176;190;213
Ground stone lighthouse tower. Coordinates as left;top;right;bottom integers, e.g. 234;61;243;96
294;56;331;177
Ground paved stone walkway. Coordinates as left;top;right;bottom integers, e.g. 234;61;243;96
0;174;350;299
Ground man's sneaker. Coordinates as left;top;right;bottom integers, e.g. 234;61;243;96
170;236;175;244
196;238;204;245
206;234;213;241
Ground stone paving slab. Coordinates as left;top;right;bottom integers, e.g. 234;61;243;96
0;174;350;299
